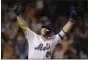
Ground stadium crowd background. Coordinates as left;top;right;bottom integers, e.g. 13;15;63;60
1;0;88;59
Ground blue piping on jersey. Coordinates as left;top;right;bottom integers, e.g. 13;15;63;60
58;34;63;39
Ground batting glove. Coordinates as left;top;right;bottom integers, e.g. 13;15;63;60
13;6;20;16
69;8;77;22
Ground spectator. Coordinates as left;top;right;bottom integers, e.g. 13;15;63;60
2;40;16;59
2;12;19;40
15;33;28;59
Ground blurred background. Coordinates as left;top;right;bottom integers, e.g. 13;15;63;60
1;0;88;59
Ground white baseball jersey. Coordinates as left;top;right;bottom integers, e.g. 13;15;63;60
24;27;65;59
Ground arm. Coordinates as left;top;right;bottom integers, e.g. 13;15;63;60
17;15;28;32
58;21;73;39
58;8;77;39
62;8;76;33
62;21;73;33
13;6;37;42
13;6;28;32
53;8;77;47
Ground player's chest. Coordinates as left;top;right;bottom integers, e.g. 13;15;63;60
32;39;53;51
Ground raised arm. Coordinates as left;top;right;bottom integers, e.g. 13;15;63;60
17;15;28;31
13;6;38;42
13;6;28;32
58;8;77;39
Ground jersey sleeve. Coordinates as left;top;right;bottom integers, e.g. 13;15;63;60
24;27;38;43
53;30;65;44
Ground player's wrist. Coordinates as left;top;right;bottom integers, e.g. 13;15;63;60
69;13;77;22
69;16;77;23
69;17;74;23
69;17;73;22
15;11;20;16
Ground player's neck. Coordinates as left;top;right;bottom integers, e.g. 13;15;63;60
41;35;48;40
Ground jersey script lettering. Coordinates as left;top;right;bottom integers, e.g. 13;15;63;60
35;43;50;51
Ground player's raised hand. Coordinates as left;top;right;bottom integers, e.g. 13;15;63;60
13;5;20;16
69;7;77;22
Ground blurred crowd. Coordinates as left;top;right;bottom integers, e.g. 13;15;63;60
1;0;88;59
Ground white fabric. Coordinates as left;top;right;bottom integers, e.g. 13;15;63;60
24;28;64;59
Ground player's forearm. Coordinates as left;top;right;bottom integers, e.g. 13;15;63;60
58;21;73;39
17;15;28;30
62;21;73;32
60;8;77;35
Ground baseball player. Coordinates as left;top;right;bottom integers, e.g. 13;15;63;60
13;6;77;59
